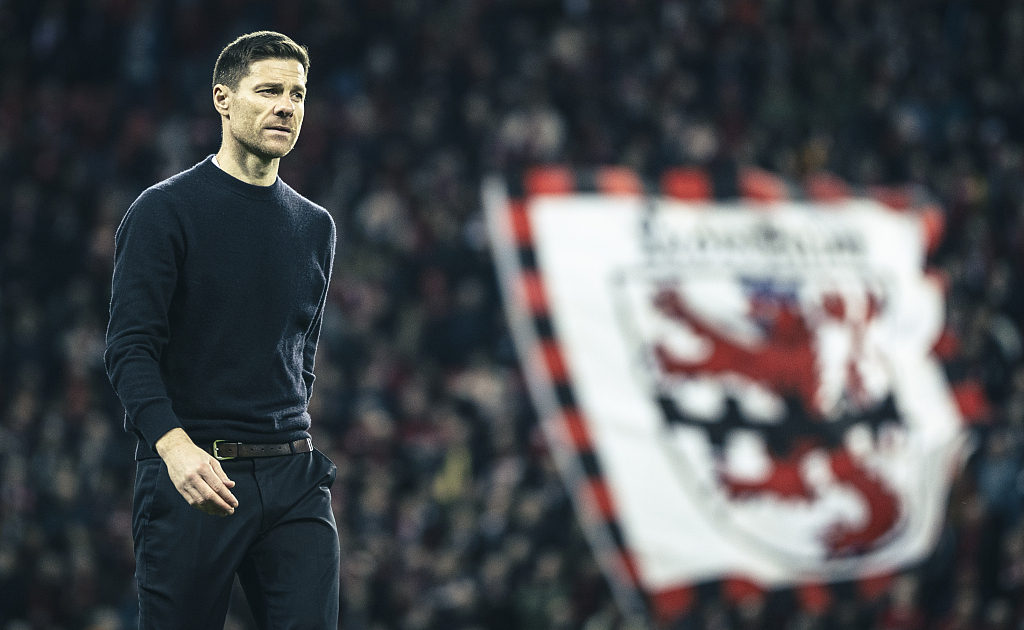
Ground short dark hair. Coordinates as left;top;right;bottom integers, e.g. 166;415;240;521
213;31;310;90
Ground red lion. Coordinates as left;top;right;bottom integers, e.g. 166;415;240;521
652;287;899;556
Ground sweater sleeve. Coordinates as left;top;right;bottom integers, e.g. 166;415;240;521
302;215;336;402
104;188;186;450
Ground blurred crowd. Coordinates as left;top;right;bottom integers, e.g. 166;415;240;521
2;0;1024;628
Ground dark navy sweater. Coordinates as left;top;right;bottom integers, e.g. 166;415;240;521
105;157;336;459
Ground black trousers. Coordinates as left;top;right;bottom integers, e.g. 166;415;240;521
132;448;340;630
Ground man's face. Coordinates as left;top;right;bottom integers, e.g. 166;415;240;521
222;58;306;160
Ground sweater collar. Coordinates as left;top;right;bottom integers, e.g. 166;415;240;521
198;155;284;200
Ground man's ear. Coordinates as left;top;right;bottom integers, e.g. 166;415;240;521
213;84;232;117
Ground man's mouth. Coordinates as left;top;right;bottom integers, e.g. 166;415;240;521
266;125;292;134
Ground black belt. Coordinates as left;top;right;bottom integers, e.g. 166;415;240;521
204;438;313;460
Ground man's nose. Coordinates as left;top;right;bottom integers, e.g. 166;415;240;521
274;96;295;117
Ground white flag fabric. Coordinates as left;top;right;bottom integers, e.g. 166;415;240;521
484;175;967;611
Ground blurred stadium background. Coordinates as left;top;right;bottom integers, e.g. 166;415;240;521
1;0;1023;628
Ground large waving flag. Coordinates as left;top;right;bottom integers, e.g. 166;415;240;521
483;167;967;624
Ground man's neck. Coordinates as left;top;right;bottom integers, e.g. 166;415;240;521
214;145;279;187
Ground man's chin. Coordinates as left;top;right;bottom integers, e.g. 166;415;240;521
244;138;297;161
260;141;296;158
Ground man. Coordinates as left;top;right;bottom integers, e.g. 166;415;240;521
105;31;339;629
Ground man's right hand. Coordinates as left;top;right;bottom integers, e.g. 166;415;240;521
154;428;239;516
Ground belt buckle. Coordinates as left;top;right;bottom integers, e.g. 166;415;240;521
212;440;235;460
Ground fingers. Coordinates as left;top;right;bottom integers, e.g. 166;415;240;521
199;463;239;511
183;484;232;517
160;438;240;517
171;461;238;516
212;459;236;488
177;468;235;516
